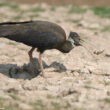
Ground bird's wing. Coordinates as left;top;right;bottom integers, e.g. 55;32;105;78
0;21;66;50
22;30;65;49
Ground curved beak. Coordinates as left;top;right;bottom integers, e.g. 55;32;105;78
79;39;84;46
75;36;82;46
78;43;82;46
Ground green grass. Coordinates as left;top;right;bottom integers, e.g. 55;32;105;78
103;98;110;104
101;26;110;32
68;6;87;14
51;101;70;110
0;2;19;9
103;80;110;86
29;7;45;13
8;42;17;45
9;94;20;100
30;99;44;110
84;85;92;89
5;105;19;110
50;6;56;11
47;94;56;99
0;97;20;110
12;11;39;20
0;97;6;106
51;101;60;108
91;7;110;18
71;19;80;23
29;14;39;19
4;53;9;56
13;15;22;20
88;27;97;30
68;6;110;18
29;99;71;110
84;85;99;90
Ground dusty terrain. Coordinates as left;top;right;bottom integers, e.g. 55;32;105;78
0;2;110;110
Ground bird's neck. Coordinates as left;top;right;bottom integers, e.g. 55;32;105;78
58;38;75;53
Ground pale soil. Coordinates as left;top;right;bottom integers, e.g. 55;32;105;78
0;3;110;110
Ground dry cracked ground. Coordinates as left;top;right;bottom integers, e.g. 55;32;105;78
0;1;110;110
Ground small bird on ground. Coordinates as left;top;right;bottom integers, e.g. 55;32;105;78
0;20;81;77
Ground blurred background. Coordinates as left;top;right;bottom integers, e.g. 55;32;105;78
4;0;110;6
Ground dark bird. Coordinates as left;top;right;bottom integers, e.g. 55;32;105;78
0;20;81;77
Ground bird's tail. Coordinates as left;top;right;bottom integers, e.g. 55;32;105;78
0;22;13;37
0;21;32;37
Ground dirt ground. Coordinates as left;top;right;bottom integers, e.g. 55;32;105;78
0;2;110;110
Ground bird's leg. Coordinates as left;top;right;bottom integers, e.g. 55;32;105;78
38;53;52;85
38;52;45;77
28;47;38;73
28;47;35;62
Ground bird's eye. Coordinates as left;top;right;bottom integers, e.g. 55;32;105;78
74;34;78;37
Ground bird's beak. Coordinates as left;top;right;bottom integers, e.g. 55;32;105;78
77;36;82;46
74;42;82;46
79;39;84;46
78;43;82;46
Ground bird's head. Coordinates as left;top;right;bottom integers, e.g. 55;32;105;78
59;31;82;53
68;32;81;46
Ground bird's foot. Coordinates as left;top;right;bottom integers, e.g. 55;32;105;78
40;72;46;78
39;72;52;85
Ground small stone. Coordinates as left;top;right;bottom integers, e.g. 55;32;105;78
105;50;110;57
94;49;104;55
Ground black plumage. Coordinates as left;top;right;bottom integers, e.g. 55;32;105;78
0;20;81;77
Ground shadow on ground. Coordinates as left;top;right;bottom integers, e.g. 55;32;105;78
0;58;67;79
